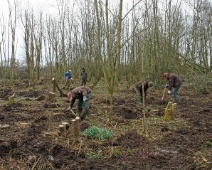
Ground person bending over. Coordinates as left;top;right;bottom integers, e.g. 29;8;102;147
67;86;92;120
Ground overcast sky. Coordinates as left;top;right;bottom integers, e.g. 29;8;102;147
0;0;203;62
1;0;197;20
0;0;186;61
1;0;58;15
0;0;136;62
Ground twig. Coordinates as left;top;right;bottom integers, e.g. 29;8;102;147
31;156;41;170
77;139;83;158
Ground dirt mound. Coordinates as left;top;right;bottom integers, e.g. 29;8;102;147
80;122;90;131
43;103;61;108
113;107;141;119
37;95;45;101
27;116;49;139
3;102;24;111
0;140;18;157
0;88;13;99
116;130;146;149
18;89;44;98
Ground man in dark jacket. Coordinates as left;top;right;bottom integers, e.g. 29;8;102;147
163;72;182;103
81;68;87;86
132;81;153;104
66;86;92;120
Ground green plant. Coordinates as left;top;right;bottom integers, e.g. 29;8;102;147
203;139;212;148
126;148;135;155
113;147;122;157
86;149;103;160
83;126;112;140
86;151;98;160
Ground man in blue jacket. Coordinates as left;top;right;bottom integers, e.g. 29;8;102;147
64;70;72;89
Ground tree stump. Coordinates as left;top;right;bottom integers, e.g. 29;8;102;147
171;103;178;119
166;102;173;109
62;122;70;131
52;78;66;97
74;117;80;137
163;102;174;121
48;92;56;102
58;125;66;136
69;117;80;139
8;93;15;105
52;78;56;93
69;119;75;139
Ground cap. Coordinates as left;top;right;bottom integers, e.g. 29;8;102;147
148;81;153;87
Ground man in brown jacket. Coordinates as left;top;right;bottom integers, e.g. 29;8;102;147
163;72;182;103
67;86;92;120
132;81;153;104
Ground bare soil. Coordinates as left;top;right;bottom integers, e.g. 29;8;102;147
0;80;211;170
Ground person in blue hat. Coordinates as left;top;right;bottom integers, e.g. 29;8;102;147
64;70;72;89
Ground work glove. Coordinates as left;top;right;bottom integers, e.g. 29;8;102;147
83;96;87;102
168;90;171;94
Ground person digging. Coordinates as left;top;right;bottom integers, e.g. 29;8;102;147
162;72;182;103
132;81;153;104
66;86;92;120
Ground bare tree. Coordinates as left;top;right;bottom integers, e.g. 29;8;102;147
7;0;18;86
0;14;7;80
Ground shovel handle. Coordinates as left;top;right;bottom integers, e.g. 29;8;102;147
161;88;166;100
70;109;77;117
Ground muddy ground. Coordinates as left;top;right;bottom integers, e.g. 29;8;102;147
0;80;211;170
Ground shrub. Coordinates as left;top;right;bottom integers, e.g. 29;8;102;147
83;126;112;140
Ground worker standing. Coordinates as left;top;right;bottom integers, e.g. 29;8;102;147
163;72;182;103
64;70;72;89
81;68;87;86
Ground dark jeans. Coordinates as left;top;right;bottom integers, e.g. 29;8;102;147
81;79;87;86
66;79;71;89
77;92;92;119
135;88;142;104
